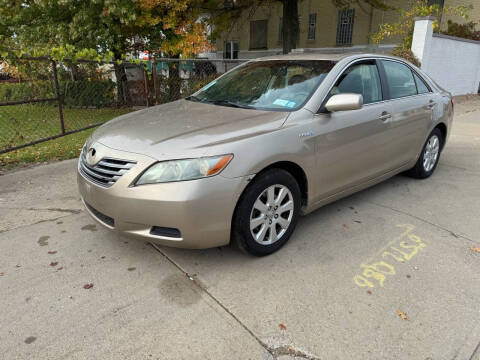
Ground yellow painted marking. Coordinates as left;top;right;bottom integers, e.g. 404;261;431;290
353;224;427;288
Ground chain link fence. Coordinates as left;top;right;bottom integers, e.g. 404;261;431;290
0;57;248;153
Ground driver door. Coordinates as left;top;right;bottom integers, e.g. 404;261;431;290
313;60;394;199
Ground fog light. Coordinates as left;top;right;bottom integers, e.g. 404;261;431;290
150;226;181;238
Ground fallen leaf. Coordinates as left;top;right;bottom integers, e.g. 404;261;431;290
49;261;58;267
83;283;94;289
343;224;349;229
471;246;480;253
48;251;57;255
366;290;372;295
56;267;63;271
279;323;287;331
397;309;408;320
0;272;4;276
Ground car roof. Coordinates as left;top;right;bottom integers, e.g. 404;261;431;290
251;52;394;62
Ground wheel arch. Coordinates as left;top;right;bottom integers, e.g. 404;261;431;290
434;122;447;150
238;161;309;209
230;161;308;253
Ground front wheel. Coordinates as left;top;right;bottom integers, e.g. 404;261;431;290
408;128;443;179
232;169;301;256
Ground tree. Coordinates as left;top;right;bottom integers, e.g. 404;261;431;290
135;0;216;100
371;0;472;65
281;0;300;54
0;0;219;102
0;0;141;101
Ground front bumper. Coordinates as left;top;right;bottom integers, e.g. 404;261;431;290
77;145;249;249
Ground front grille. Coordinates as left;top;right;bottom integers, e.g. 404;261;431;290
85;203;114;227
80;150;136;187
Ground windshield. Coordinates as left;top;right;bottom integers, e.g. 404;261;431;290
188;60;336;111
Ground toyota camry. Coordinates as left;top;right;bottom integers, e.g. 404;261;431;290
78;53;453;255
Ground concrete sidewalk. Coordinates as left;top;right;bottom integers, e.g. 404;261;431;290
1;97;479;360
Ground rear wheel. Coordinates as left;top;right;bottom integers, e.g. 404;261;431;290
408;128;443;179
232;169;301;256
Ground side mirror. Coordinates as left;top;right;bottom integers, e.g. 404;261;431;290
325;93;363;112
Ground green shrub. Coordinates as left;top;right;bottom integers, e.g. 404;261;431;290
0;81;55;102
442;20;480;41
0;79;116;107
390;47;421;67
61;80;116;107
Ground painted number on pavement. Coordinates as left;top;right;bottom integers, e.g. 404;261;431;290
353;224;426;288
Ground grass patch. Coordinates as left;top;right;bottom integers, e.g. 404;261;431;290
0;104;136;172
0;128;95;172
0;103;134;150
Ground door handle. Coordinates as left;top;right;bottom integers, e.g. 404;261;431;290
378;112;392;121
428;100;436;108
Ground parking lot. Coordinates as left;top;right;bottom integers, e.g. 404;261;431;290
1;96;479;360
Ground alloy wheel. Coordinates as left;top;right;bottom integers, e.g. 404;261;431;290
249;184;294;245
423;134;440;172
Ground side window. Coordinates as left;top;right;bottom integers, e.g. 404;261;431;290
381;60;417;99
329;62;382;104
413;72;430;94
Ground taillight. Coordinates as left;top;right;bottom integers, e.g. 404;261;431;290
450;98;454;110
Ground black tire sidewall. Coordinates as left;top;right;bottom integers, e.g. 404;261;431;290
417;128;443;178
233;169;301;256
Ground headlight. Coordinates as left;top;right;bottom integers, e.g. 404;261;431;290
135;154;233;185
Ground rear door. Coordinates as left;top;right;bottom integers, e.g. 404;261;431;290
378;59;435;167
313;59;395;198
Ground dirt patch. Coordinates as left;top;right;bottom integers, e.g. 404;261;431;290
81;224;97;232
158;274;201;307
37;236;49;246
24;336;36;344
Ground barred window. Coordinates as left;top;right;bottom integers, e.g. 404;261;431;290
336;9;355;46
250;20;268;50
308;14;316;40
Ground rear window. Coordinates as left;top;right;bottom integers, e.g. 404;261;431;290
381;60;417;99
413;72;430;94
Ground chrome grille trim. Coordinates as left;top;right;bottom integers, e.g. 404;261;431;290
97;160;134;169
79;149;136;187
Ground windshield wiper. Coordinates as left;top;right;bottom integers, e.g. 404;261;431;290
186;95;202;102
186;96;254;109
210;100;254;109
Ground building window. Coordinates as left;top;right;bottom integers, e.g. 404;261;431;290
250;20;268;50
336;9;355;46
278;17;283;42
224;40;239;59
308;14;316;40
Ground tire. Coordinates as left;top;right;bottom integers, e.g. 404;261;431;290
408;128;443;179
232;168;301;256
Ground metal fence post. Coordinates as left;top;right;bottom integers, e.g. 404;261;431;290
143;65;150;107
152;58;159;105
51;60;65;134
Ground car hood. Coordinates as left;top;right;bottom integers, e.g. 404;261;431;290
89;99;289;160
